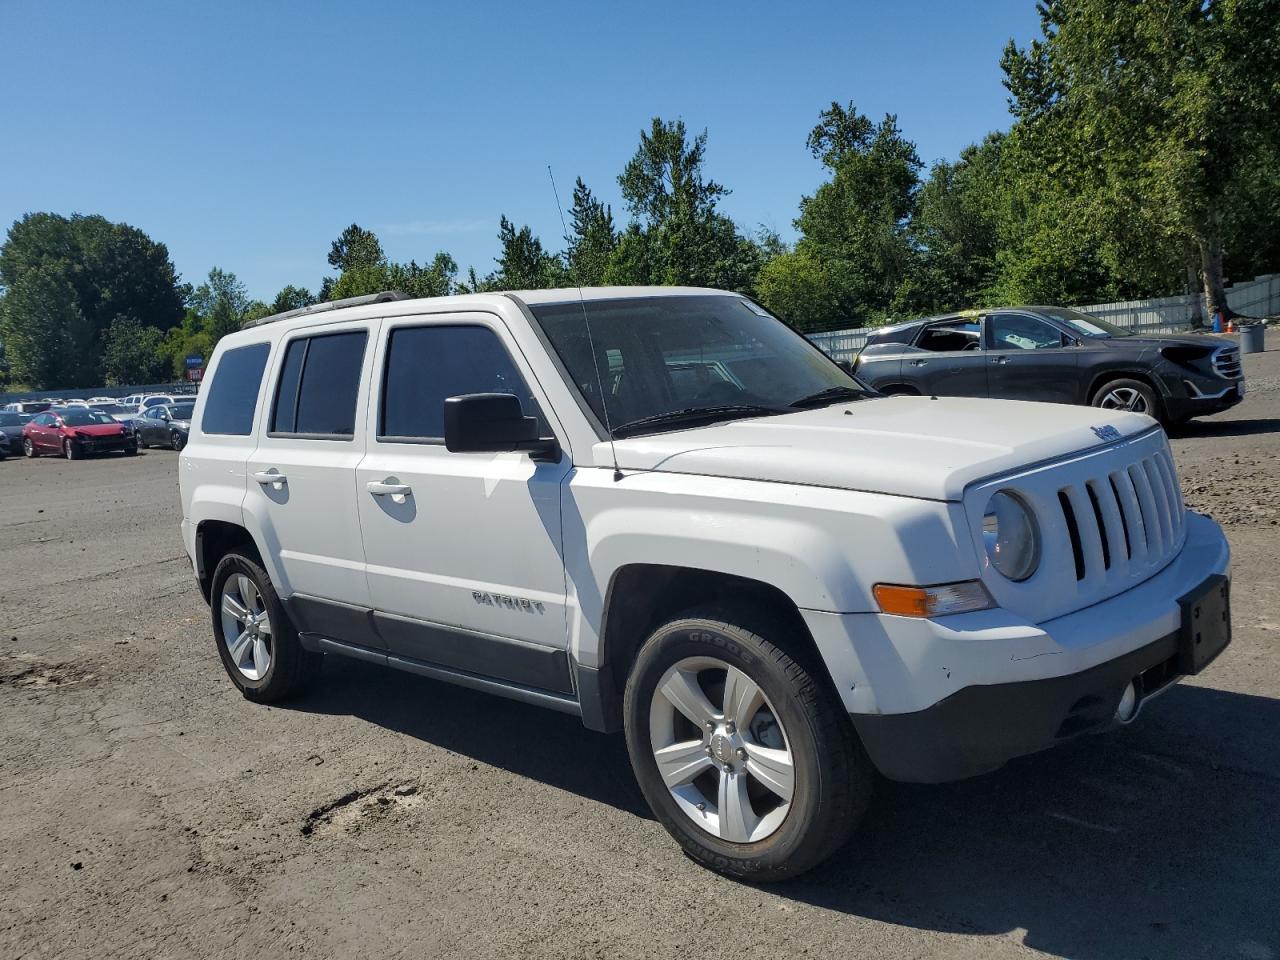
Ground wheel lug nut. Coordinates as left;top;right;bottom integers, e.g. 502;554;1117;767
704;720;715;732
736;748;748;760
705;745;714;755
696;802;706;812
725;721;736;734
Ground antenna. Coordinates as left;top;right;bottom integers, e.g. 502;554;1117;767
548;165;622;481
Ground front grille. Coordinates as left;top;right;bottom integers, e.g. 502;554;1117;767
1056;449;1184;583
1212;345;1242;379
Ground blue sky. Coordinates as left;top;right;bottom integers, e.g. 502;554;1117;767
0;0;1041;301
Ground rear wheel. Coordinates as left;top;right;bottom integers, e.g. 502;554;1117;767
623;606;873;881
210;552;320;703
1092;378;1162;421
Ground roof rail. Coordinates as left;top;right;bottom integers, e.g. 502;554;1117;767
241;290;410;329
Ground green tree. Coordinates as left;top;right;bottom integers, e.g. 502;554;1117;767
0;264;87;386
0;213;184;387
269;285;316;314
327;224;385;275
102;315;169;385
564;178;617;286
1001;0;1280;318
490;216;565;290
605;117;762;293
190;267;251;342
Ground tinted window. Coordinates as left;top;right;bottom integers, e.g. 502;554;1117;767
990;314;1064;350
170;404;195;420
0;413;23;426
202;342;271;435
381;325;544;441
917;322;982;352
271;331;367;437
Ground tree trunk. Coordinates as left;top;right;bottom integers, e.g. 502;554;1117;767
1185;258;1204;326
1198;233;1233;321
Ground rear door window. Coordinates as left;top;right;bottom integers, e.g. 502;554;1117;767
201;342;271;436
917;322;982;352
270;330;368;438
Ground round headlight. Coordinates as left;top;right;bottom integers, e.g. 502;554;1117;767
982;491;1040;581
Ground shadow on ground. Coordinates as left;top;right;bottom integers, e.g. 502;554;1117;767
1169;416;1280;439
291;664;1280;960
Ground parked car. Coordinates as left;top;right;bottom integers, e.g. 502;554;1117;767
86;396;116;404
137;394;175;413
3;401;52;415
22;407;138;459
135;401;194;450
181;288;1231;881
0;411;30;457
853;305;1244;425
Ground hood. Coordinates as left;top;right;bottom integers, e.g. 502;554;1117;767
604;396;1155;501
1102;334;1232;351
66;423;125;437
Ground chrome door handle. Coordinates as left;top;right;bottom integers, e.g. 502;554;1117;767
991;356;1010;364
253;470;287;485
367;480;412;497
910;359;928;366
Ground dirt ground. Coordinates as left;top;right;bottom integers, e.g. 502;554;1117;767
2;334;1279;960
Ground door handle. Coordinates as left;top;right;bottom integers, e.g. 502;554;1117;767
991;356;1010;364
367;480;412;498
253;470;287;486
910;359;928;367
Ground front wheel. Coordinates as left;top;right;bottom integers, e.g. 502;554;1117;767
210;552;320;703
64;439;81;461
23;438;36;458
623;607;873;881
1092;378;1162;422
170;430;185;451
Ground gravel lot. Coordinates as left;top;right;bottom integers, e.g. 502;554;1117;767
2;334;1279;960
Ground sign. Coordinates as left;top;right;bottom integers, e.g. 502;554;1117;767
185;355;204;369
186;367;204;382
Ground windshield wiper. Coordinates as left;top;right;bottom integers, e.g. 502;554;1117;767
789;385;867;409
611;404;788;439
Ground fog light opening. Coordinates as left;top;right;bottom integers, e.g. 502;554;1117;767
1115;681;1139;723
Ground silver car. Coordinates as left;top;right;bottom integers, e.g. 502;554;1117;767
134;401;195;451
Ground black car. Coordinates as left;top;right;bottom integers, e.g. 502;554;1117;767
0;411;33;458
853;305;1244;425
134;401;195;450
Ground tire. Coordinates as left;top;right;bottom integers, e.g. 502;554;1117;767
136;434;147;449
209;552;321;703
1091;377;1163;422
64;439;81;461
23;438;36;458
124;442;138;456
623;606;873;882
170;430;185;451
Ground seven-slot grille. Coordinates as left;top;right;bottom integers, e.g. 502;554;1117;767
1212;344;1242;379
1056;448;1184;583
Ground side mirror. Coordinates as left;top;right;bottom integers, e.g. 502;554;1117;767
443;393;558;461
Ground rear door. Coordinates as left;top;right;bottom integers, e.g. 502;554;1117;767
243;320;380;644
28;413;57;451
354;312;574;692
985;312;1079;403
902;320;988;397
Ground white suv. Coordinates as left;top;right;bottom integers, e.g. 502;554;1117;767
179;287;1231;880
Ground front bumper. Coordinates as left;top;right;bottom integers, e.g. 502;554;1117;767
1162;373;1244;420
801;511;1230;782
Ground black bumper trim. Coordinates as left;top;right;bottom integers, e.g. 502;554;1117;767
852;632;1181;784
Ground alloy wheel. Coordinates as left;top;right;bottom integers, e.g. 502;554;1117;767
1098;386;1150;413
219;574;273;680
648;656;795;843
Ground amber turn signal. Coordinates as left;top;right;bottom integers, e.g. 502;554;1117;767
873;581;993;618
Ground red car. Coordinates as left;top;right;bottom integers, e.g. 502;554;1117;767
22;408;138;460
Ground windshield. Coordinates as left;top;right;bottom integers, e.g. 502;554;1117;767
60;410;117;426
89;403;127;415
531;295;868;436
1039;306;1132;338
142;396;171;407
170;404;195;420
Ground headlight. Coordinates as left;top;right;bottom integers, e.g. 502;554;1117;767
982;491;1040;581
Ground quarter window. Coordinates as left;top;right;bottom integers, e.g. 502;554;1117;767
271;331;368;438
201;342;271;435
380;324;544;442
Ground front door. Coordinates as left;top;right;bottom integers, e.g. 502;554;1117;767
985;312;1079;403
27;413;58;452
355;313;573;693
243;321;380;644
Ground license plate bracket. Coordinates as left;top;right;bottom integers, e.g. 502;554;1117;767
1177;574;1231;674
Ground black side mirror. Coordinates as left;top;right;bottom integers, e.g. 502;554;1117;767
443;393;558;461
